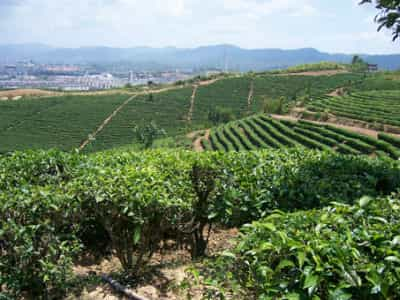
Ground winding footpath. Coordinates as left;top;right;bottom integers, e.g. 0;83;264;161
247;80;254;111
193;129;210;152
79;94;139;151
187;85;198;123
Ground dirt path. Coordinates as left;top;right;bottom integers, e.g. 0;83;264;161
247;80;254;110
78;85;192;151
271;114;381;138
77;78;224;151
72;227;238;300
79;94;138;151
187;85;198;123
192;129;210;152
198;78;219;86
327;87;345;97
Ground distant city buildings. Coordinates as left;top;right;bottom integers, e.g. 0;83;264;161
0;62;195;90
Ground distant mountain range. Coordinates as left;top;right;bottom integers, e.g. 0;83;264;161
1;44;400;71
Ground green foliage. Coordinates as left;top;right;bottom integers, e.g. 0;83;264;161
0;73;368;153
262;97;284;114
0;186;81;299
271;62;347;74
88;88;194;152
360;0;400;41
0;94;128;153
214;195;400;299
351;55;369;72
188;163;218;258
132;120;166;149
1;148;400;297
208;106;235;125
252;73;363;114
194;77;252;124
206;115;400;159
72;157;188;274
307;90;400;129
378;132;400;148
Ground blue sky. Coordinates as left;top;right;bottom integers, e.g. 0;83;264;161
0;0;398;54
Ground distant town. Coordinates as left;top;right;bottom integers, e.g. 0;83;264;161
0;61;210;91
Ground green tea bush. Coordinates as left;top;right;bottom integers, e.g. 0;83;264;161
217;195;400;299
1;148;400;297
0;186;81;299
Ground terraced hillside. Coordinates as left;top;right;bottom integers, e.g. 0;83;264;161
0;94;128;153
202;115;400;159
0;72;390;153
306;90;400;129
192;77;252;120
87;87;194;151
252;73;362;108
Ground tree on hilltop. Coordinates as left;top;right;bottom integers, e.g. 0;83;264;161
360;0;400;41
132;121;166;149
351;55;368;72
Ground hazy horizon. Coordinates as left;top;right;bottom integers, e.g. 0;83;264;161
0;0;399;55
1;42;400;56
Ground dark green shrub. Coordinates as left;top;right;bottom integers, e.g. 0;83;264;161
215;195;400;299
379;132;400;148
208;106;235;125
0;186;81;299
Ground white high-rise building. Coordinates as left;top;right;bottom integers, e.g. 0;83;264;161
129;71;134;83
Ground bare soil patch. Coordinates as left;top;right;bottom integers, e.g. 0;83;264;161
198;78;219;86
327;87;346;97
192;129;210;152
70;228;238;300
0;89;60;99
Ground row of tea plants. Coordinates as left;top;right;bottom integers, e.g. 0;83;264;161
1;148;400;298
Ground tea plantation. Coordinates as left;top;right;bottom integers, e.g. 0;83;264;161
307;90;400;128
0;72;365;153
1;148;400;299
204;115;400;159
2;71;400;299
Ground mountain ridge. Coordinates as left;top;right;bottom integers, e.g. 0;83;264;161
1;44;399;71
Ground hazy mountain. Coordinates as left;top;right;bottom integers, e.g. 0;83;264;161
1;44;399;71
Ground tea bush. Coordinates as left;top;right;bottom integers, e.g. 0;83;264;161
1;148;400;298
215;195;400;299
0;186;81;299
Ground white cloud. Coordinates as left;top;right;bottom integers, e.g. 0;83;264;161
221;0;319;17
290;4;319;17
0;0;398;54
